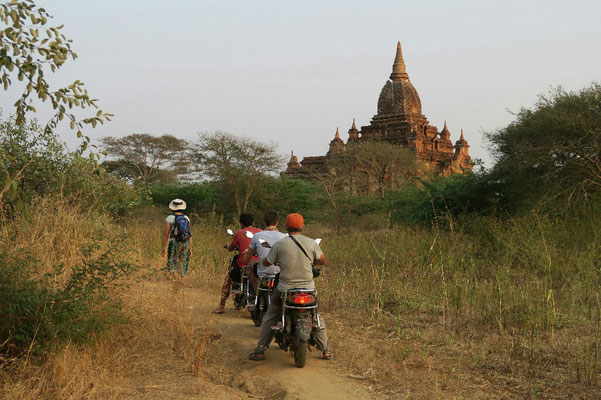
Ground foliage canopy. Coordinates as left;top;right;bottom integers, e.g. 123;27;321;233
487;83;601;205
193;131;283;214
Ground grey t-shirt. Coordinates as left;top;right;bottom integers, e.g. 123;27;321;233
265;234;323;292
249;230;286;276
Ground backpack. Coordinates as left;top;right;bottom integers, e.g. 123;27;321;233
172;214;191;242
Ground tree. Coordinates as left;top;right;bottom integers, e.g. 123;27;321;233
100;134;192;185
1;0;111;208
194;131;283;215
331;141;418;196
0;112;67;198
487;83;601;204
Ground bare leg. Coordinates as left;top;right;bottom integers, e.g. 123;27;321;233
213;274;231;313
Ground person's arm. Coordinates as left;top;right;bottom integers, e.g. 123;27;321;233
314;253;327;265
244;239;255;264
227;233;238;252
263;244;278;267
161;221;170;257
313;242;326;265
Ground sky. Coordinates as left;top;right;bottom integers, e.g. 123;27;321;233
2;0;601;167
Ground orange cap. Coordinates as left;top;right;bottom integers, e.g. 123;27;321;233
285;213;304;229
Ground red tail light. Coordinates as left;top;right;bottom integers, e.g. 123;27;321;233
268;280;274;288
290;294;315;305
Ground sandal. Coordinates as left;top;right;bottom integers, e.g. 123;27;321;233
322;351;333;360
212;308;226;314
248;351;265;361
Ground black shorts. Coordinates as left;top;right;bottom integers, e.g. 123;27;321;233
228;255;241;283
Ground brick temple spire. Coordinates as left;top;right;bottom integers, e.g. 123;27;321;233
348;118;359;141
440;120;451;139
390;41;409;82
328;127;344;154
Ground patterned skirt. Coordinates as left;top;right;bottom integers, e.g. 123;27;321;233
166;239;190;276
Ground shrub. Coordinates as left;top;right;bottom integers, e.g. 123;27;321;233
386;172;506;225
62;158;145;215
0;235;138;359
148;182;219;215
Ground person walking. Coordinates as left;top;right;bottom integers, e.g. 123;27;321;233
161;199;192;277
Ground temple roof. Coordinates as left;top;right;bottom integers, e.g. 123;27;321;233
377;42;422;116
440;120;451;137
390;41;409;82
455;129;469;147
331;127;344;143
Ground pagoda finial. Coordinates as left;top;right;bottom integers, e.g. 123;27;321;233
460;129;465;141
351;118;356;130
443;120;448;130
335;127;340;139
390;41;409;82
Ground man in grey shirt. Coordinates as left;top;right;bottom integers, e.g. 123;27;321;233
249;213;332;361
244;210;286;293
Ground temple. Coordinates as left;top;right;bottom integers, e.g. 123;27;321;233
285;42;472;179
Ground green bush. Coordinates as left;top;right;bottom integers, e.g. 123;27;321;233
148;182;219;215
62;158;145;215
386;172;506;225
253;177;323;220
0;235;138;358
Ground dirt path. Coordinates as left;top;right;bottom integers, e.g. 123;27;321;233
191;284;381;400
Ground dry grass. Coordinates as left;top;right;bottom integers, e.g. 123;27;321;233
0;202;238;399
2;203;601;399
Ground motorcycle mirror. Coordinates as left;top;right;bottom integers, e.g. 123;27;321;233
226;229;234;236
315;238;322;245
244;231;254;239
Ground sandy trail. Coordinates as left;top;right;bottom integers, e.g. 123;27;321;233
193;284;380;400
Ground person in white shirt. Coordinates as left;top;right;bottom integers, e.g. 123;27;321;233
244;210;286;293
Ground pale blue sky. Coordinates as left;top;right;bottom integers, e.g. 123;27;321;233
2;0;600;166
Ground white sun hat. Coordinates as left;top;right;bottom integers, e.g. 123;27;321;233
169;198;187;211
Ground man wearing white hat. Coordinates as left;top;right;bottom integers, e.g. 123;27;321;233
161;199;192;276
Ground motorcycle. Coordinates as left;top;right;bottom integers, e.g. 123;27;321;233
261;236;324;368
224;229;255;310
251;272;276;327
239;231;275;326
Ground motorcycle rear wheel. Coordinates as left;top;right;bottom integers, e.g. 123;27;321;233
294;339;308;368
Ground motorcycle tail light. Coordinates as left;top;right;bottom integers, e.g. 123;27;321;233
290;294;315;305
268;280;274;288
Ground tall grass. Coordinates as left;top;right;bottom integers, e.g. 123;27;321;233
2;199;601;398
0;201;235;399
313;202;601;393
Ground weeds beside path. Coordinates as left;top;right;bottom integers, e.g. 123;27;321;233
4;203;601;399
